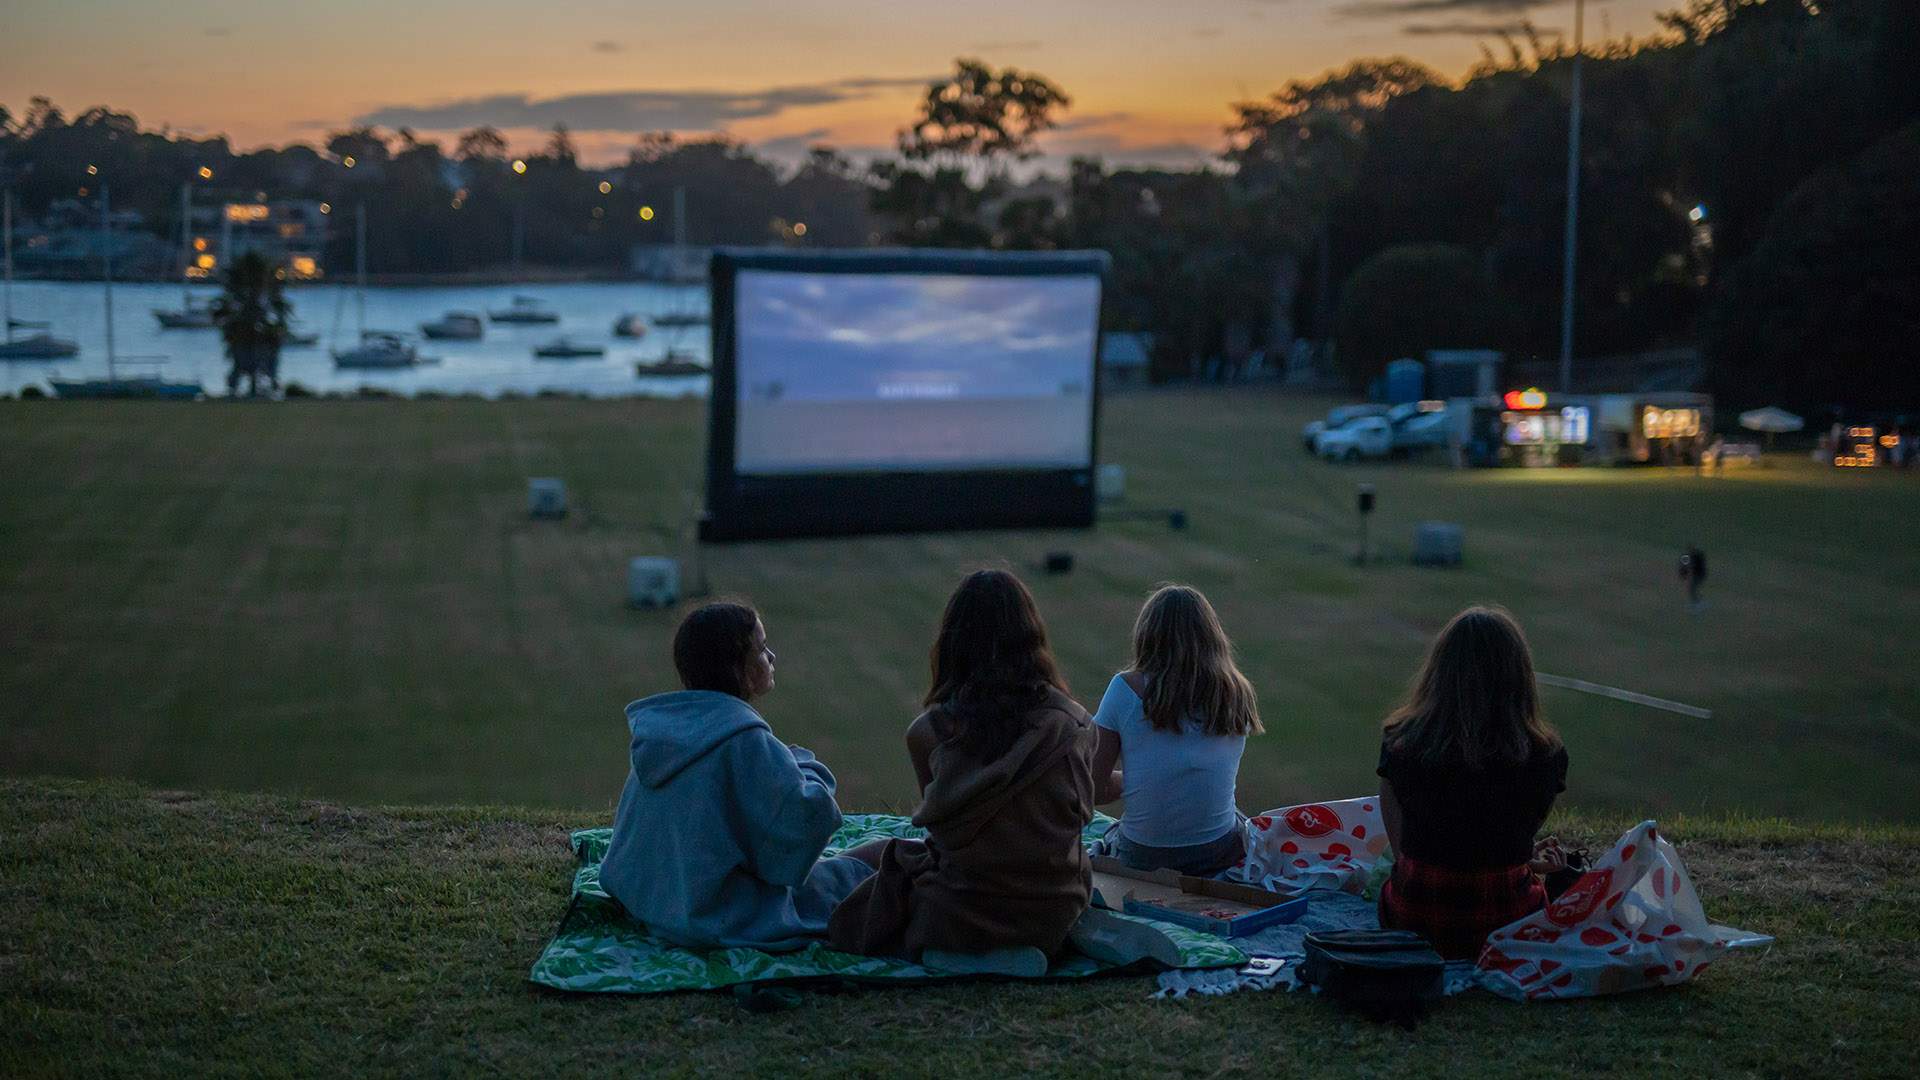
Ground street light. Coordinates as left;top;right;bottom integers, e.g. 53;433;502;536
512;159;527;175
597;180;612;194
1558;0;1585;394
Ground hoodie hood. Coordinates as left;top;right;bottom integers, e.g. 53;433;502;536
913;688;1092;848
624;690;770;788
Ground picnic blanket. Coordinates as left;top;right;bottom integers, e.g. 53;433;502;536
528;813;1248;995
1164;805;1772;1001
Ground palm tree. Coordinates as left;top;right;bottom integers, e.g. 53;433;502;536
212;253;291;397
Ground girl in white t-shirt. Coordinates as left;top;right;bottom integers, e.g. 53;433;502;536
1090;584;1263;875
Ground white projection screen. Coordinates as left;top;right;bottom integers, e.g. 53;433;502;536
703;250;1109;541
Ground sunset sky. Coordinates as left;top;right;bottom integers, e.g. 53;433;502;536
5;0;1675;168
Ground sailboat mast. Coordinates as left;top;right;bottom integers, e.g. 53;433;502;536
102;186;116;382
4;187;13;344
672;185;687;265
355;203;367;339
179;182;193;308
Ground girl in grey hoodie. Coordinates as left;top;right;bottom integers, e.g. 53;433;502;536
600;603;875;951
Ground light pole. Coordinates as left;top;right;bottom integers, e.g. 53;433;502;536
1557;0;1585;394
510;158;527;274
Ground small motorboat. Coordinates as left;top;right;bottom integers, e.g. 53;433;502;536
533;336;605;359
153;297;217;329
0;330;80;359
333;331;419;368
612;313;649;338
651;311;709;329
421;311;485;340
487;295;560;324
634;352;710;377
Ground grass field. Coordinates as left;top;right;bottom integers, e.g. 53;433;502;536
3;778;1916;1078
2;390;1917;822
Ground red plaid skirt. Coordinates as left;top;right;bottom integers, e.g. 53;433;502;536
1379;855;1547;961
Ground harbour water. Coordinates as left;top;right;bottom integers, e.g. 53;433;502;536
0;281;712;398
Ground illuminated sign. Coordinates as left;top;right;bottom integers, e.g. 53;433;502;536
1502;405;1590;446
1503;387;1548;410
1643;407;1701;440
1836;426;1881;467
225;204;270;222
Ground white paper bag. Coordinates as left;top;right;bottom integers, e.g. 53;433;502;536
1235;796;1391;895
1477;820;1772;1000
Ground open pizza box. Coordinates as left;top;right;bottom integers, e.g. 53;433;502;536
1089;855;1309;937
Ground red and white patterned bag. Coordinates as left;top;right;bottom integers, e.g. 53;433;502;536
1477;820;1772;1000
1236;796;1392;895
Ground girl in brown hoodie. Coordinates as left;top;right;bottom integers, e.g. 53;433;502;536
829;569;1096;962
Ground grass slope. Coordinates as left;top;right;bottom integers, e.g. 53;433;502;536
3;778;1917;1078
1;391;1917;822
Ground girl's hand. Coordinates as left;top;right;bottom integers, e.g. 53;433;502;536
1529;836;1567;875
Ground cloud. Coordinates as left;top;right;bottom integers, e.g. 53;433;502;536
591;40;623;53
354;76;936;134
1403;19;1562;35
1338;0;1562;16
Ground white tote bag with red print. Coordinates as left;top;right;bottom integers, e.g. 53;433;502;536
1477;820;1772;1001
1235;796;1393;895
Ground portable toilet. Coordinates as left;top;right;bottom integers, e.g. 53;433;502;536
1384;358;1425;404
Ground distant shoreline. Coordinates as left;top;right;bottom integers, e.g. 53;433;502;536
8;269;703;288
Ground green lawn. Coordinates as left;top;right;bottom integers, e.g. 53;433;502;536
3;779;1916;1078
2;390;1917;822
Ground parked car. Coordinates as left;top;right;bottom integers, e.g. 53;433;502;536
1302;404;1390;452
1392;409;1452;453
1316;416;1395;460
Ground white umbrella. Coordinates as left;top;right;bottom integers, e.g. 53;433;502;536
1739;406;1804;434
1739;406;1804;456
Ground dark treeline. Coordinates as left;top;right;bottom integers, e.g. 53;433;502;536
2;0;1914;409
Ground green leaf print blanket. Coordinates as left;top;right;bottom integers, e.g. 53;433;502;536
528;813;1247;994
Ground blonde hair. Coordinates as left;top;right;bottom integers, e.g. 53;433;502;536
1129;584;1262;737
1383;606;1560;769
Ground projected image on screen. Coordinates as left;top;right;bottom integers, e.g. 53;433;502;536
734;270;1100;475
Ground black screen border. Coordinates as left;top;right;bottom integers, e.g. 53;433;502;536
702;248;1109;542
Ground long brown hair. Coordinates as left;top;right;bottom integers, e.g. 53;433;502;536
1383;606;1559;769
924;569;1068;760
1130;584;1262;737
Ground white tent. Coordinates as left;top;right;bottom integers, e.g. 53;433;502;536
1739;406;1805;434
1739;406;1805;455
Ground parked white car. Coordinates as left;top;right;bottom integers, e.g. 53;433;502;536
1316;416;1395;460
1302;404;1389;452
1392;409;1451;452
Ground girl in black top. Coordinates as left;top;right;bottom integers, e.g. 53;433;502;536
1376;606;1568;959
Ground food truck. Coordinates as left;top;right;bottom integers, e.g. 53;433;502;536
1448;389;1713;467
1451;388;1593;467
1593;392;1714;465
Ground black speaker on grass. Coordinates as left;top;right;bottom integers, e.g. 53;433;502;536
1044;551;1075;575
